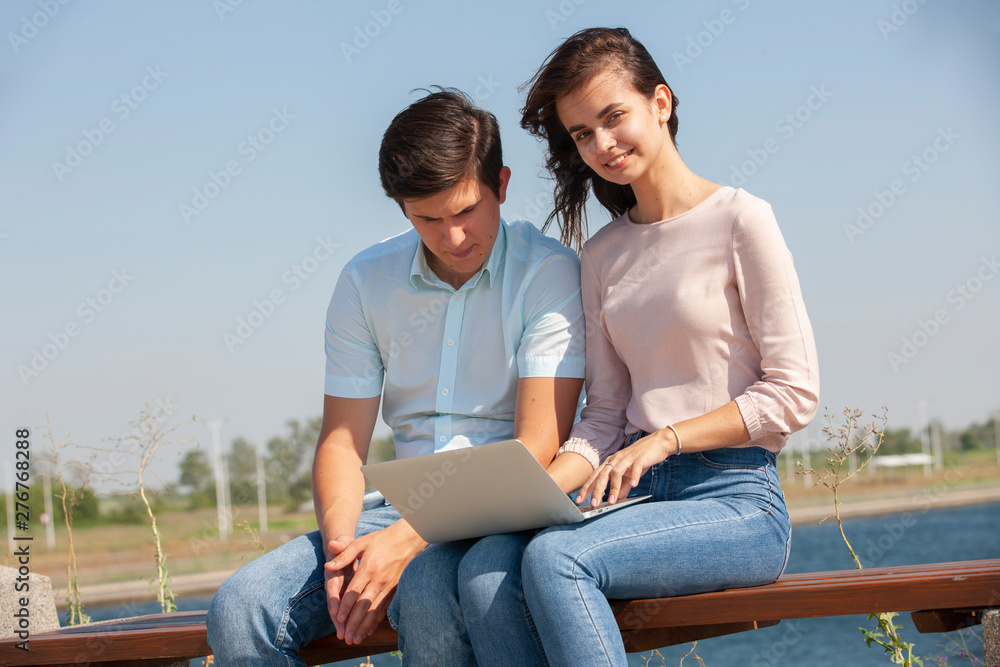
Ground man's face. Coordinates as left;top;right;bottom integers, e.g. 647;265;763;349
403;167;510;289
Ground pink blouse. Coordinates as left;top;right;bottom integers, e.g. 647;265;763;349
560;186;820;469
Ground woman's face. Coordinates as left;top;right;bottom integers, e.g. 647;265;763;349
555;71;671;186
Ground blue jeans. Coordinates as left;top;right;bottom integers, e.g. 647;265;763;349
519;440;792;666
207;495;493;666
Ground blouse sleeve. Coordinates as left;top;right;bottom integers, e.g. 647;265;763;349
557;245;632;469
731;198;820;442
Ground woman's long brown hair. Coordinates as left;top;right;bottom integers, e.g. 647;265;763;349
520;27;678;251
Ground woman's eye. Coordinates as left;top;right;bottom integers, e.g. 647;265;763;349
608;112;623;123
575;130;591;141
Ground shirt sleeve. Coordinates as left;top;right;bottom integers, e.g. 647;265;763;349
558;245;632;469
516;250;587;379
731;199;820;442
323;265;384;399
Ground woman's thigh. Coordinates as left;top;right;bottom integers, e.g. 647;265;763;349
526;447;791;598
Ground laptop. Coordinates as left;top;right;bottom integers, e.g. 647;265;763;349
361;439;651;543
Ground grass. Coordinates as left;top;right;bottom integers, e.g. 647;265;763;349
2;503;318;590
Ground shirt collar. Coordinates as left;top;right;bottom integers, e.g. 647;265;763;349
408;219;507;290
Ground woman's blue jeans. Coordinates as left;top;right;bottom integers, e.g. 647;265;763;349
515;439;792;666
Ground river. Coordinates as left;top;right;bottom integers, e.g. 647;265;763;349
73;500;999;666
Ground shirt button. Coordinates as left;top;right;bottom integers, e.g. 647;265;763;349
439;436;446;443
447;339;454;347
441;388;449;396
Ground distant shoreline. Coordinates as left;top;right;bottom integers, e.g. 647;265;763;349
787;484;1000;526
54;486;1000;610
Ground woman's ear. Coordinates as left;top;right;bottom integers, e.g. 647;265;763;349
653;84;672;121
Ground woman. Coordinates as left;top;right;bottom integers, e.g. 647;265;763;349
511;27;819;664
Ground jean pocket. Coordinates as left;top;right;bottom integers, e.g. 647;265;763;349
696;446;773;471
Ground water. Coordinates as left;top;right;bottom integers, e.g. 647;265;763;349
74;501;1000;666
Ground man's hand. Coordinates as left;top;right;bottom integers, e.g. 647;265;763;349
324;533;357;639
324;520;427;645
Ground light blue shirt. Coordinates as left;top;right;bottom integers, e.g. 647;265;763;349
324;219;586;459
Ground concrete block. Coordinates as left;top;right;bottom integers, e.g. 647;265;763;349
984;608;998;667
0;564;60;638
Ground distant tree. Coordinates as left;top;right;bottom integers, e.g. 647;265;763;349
178;449;212;492
960;431;983;452
228;437;260;506
880;428;922;455
266;417;322;509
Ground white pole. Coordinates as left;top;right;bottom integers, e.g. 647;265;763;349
207;420;228;541
931;420;944;472
221;452;233;534
784;435;794;484
802;427;813;488
994;409;1000;467
256;447;268;534
919;400;932;477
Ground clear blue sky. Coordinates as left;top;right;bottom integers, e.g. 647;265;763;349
2;0;998;488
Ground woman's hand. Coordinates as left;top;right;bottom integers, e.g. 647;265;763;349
576;428;679;506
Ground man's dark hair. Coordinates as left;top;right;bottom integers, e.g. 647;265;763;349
379;88;503;208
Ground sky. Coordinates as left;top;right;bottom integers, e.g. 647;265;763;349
2;0;999;492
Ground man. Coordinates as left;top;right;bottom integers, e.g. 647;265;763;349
206;89;585;665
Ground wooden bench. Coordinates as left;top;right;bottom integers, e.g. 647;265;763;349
2;559;997;666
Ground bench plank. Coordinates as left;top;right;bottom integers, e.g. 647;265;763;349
612;558;1000;632
3;559;997;666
